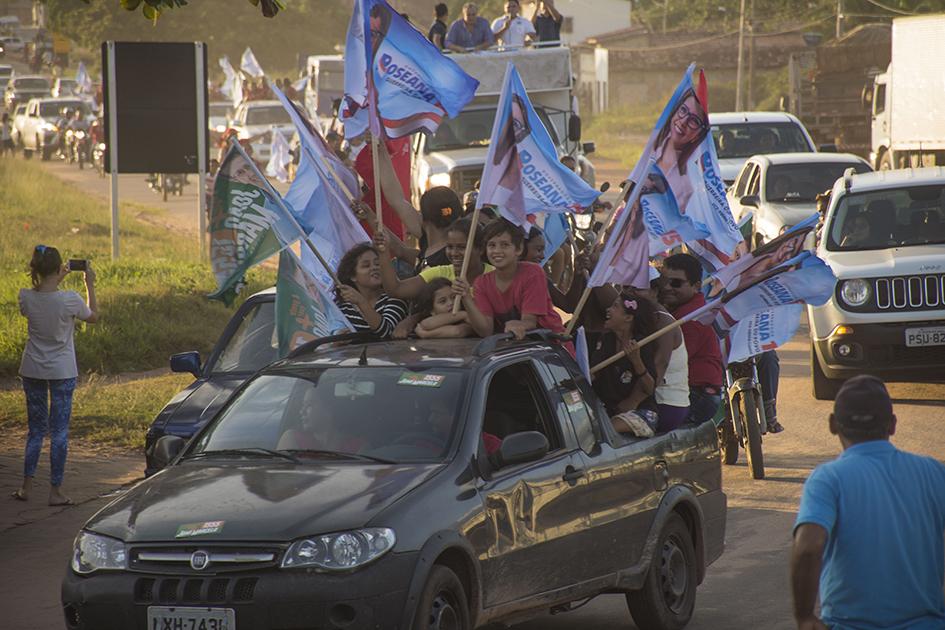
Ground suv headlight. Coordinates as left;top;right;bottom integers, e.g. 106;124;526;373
840;279;871;307
72;531;127;574
281;528;395;571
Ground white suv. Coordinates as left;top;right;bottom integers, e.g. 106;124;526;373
709;112;818;186
809;167;945;399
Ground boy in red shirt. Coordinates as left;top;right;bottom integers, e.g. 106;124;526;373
453;218;565;340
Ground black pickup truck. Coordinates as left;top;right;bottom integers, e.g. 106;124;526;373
63;332;726;630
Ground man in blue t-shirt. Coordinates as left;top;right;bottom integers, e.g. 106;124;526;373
791;375;945;630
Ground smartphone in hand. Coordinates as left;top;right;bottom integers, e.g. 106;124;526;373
68;259;88;272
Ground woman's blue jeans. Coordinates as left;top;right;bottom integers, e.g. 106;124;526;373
22;376;76;487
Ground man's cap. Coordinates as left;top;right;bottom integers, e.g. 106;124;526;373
833;375;893;428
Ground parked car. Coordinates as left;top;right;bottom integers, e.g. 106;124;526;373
709;112;819;186
64;330;726;630
809;167;945;399
229;100;294;162
143;287;277;476
3;74;50;111
727;152;872;247
0;35;23;55
19;97;93;160
0;63;12;89
52;77;79;98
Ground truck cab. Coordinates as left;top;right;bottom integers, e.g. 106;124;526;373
410;46;595;206
870;69;891;170
302;54;344;129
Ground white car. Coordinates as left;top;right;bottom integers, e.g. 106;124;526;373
0;35;23;54
808;167;945;399
229;100;295;162
709;112;818;186
728;152;872;247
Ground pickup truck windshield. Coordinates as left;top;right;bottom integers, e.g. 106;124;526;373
39;101;89;118
190;368;468;463
765;162;870;202
426;106;560;152
15;78;49;90
245;105;292;126
827;185;945;251
712;122;813;159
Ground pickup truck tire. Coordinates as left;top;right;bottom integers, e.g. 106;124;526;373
739;390;765;480
627;513;697;630
811;342;841;401
413;565;470;630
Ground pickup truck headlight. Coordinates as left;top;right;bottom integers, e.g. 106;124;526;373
281;528;395;571
426;172;452;190
39;122;58;133
71;531;127;574
840;279;871;307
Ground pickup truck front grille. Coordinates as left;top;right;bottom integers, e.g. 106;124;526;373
874;274;945;312
129;545;280;574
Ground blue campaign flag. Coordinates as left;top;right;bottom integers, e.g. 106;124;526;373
342;0;479;139
574;326;592;383
636;167;711;256
478;63;601;227
540;213;570;266
725;304;804;364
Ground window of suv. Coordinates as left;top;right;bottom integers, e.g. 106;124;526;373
482;361;561;457
711;122;813;159
212;301;278;373
189;367;469;463
827;185;945;251
765;162;870;203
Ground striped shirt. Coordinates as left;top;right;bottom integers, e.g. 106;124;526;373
336;293;408;340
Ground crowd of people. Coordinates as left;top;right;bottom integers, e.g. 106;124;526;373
427;0;563;52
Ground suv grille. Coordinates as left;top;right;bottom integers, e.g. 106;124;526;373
451;167;483;197
874;274;944;312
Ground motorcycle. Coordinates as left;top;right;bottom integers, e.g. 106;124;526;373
92;141;106;176
718;355;768;480
71;128;91;169
146;173;187;201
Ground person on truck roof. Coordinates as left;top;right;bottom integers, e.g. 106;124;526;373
491;0;535;48
532;0;563;47
428;3;449;50
446;3;494;52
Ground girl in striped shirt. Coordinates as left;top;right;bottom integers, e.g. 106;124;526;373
335;243;408;340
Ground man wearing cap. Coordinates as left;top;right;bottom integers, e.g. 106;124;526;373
791;375;945;630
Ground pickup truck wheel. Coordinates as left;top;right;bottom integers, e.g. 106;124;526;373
810;342;841;400
627;513;697;630
413;565;470;630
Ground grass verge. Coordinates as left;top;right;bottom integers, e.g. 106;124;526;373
0;155;274;377
0;373;194;450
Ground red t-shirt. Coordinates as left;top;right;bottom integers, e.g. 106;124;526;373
672;293;723;388
354;136;411;241
473;262;565;335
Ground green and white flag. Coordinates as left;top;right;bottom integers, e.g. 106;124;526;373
208;144;298;305
276;249;353;356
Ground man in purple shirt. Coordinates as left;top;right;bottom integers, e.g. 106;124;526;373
446;2;494;52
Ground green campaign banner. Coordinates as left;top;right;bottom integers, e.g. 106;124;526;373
208;145;297;305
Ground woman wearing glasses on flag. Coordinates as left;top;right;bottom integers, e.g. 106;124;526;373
652;88;709;212
12;245;98;506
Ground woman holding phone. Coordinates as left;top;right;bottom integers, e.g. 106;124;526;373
12;246;98;505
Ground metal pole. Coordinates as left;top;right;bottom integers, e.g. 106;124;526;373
747;0;755;110
735;0;746;111
836;0;843;39
106;41;119;259
194;42;208;260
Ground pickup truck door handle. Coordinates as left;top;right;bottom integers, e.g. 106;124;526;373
562;466;586;486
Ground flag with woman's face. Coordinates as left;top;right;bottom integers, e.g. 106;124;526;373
342;0;479;139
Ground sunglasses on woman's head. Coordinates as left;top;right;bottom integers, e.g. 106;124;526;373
35;244;47;254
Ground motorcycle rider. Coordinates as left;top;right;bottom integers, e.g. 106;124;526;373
65;109;90;164
55;107;73;159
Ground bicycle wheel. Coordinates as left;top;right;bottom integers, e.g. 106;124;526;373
738;389;765;480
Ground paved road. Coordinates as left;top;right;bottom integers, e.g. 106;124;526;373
2;321;942;630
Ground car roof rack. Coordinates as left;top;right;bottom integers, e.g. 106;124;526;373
473;329;572;356
285;331;377;360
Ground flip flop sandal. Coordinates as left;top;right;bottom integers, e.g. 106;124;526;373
48;497;74;506
11;490;28;501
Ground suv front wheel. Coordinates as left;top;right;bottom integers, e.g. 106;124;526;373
627;512;697;630
413;565;470;630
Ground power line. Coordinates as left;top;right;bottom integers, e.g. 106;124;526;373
860;0;916;15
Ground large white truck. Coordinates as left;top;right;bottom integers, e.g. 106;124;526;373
410;46;595;206
870;15;945;170
302;54;345;127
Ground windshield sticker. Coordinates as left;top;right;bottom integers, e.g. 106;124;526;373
176;520;225;538
397;372;445;388
564;390;585;413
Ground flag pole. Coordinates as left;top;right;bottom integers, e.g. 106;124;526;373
228;138;341;287
452;204;481;313
371;135;384;234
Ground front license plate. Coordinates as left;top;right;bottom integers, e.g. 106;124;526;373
905;326;945;348
147;606;235;630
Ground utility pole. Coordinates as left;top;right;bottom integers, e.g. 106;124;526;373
735;0;746;110
662;0;669;34
747;0;755;110
836;0;843;39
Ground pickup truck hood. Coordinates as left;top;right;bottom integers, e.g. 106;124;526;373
762;202;817;227
825;245;945;278
424;147;489;172
86;461;443;542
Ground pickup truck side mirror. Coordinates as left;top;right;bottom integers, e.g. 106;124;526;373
740;195;760;208
170;351;201;377
819;143;838;153
582;141;596;155
152;435;186;470
568;115;582;142
493;431;549;469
